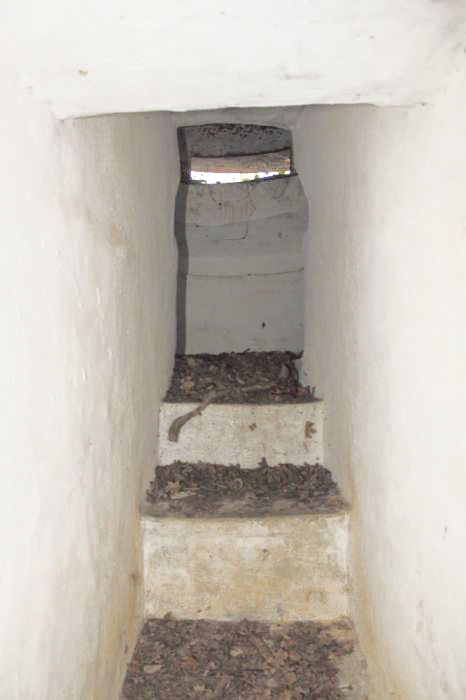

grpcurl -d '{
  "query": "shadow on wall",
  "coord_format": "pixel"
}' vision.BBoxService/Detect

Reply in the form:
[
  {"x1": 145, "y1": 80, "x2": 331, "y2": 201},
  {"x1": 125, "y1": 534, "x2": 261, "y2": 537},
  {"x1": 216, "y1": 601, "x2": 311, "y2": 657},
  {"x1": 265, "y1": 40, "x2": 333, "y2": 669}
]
[
  {"x1": 174, "y1": 182, "x2": 189, "y2": 354},
  {"x1": 175, "y1": 121, "x2": 188, "y2": 354}
]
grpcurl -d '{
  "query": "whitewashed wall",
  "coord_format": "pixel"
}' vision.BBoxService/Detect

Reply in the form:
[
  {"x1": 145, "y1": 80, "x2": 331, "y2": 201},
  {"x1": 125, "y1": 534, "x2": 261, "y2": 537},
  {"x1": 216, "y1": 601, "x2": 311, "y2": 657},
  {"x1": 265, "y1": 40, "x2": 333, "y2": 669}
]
[
  {"x1": 294, "y1": 62, "x2": 466, "y2": 699},
  {"x1": 0, "y1": 64, "x2": 178, "y2": 700},
  {"x1": 176, "y1": 177, "x2": 307, "y2": 353}
]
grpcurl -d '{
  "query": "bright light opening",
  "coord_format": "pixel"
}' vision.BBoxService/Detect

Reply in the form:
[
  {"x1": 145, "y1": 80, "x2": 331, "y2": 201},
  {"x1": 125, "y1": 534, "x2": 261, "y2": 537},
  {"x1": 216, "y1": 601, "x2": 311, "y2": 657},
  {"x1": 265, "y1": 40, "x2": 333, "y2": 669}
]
[
  {"x1": 187, "y1": 148, "x2": 292, "y2": 184},
  {"x1": 190, "y1": 169, "x2": 291, "y2": 184}
]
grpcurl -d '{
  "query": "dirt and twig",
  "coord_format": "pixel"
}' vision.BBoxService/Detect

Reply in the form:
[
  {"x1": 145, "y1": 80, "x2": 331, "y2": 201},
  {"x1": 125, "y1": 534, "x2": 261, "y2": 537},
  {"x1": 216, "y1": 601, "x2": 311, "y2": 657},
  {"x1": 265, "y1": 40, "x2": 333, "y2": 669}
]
[
  {"x1": 167, "y1": 382, "x2": 276, "y2": 442},
  {"x1": 145, "y1": 461, "x2": 345, "y2": 518},
  {"x1": 164, "y1": 352, "x2": 316, "y2": 404},
  {"x1": 122, "y1": 616, "x2": 357, "y2": 700}
]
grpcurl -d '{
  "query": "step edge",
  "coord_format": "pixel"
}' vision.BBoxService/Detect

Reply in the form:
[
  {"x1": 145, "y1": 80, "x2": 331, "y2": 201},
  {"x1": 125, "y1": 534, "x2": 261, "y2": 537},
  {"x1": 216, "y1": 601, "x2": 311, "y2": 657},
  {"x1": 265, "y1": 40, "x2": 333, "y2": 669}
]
[
  {"x1": 141, "y1": 501, "x2": 350, "y2": 520},
  {"x1": 161, "y1": 398, "x2": 323, "y2": 407},
  {"x1": 141, "y1": 508, "x2": 350, "y2": 527}
]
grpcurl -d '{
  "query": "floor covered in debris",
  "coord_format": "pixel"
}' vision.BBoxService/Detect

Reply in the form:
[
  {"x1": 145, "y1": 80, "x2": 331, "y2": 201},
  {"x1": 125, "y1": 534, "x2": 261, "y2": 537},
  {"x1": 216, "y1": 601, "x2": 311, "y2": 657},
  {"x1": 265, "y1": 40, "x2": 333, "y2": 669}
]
[
  {"x1": 164, "y1": 351, "x2": 315, "y2": 404},
  {"x1": 145, "y1": 461, "x2": 345, "y2": 518},
  {"x1": 125, "y1": 352, "x2": 365, "y2": 699},
  {"x1": 121, "y1": 617, "x2": 362, "y2": 700}
]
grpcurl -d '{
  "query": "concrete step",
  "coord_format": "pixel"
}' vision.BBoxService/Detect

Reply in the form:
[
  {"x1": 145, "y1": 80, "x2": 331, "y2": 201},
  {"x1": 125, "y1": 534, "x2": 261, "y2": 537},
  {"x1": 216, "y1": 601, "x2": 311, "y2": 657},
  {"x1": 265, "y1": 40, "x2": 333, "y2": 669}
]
[
  {"x1": 158, "y1": 400, "x2": 323, "y2": 468},
  {"x1": 122, "y1": 617, "x2": 368, "y2": 700},
  {"x1": 142, "y1": 508, "x2": 349, "y2": 623},
  {"x1": 142, "y1": 461, "x2": 348, "y2": 623}
]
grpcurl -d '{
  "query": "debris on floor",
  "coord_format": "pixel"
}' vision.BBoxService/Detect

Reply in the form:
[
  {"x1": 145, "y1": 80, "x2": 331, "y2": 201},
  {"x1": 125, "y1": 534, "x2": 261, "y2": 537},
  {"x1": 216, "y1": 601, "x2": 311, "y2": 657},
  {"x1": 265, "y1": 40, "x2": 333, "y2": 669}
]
[
  {"x1": 121, "y1": 617, "x2": 361, "y2": 700},
  {"x1": 164, "y1": 351, "x2": 315, "y2": 404},
  {"x1": 145, "y1": 461, "x2": 346, "y2": 518}
]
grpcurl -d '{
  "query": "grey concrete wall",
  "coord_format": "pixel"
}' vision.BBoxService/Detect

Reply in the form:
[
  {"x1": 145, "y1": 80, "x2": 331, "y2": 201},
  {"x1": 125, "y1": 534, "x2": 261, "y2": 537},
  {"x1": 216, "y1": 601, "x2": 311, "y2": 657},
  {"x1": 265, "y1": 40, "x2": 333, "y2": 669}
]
[
  {"x1": 180, "y1": 123, "x2": 290, "y2": 158},
  {"x1": 175, "y1": 176, "x2": 308, "y2": 353}
]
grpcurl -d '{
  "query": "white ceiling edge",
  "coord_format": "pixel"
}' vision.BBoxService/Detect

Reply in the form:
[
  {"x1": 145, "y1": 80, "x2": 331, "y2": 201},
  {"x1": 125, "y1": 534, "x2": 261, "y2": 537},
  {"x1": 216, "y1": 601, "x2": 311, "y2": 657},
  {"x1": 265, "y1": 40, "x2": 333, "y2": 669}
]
[{"x1": 0, "y1": 0, "x2": 465, "y2": 119}]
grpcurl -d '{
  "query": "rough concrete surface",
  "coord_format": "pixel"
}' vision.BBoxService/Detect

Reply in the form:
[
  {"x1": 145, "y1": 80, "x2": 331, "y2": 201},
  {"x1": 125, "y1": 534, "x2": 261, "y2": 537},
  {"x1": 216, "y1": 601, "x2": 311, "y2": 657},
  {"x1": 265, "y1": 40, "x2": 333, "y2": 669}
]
[
  {"x1": 177, "y1": 177, "x2": 306, "y2": 227},
  {"x1": 180, "y1": 270, "x2": 305, "y2": 354},
  {"x1": 181, "y1": 210, "x2": 307, "y2": 276},
  {"x1": 176, "y1": 177, "x2": 308, "y2": 353},
  {"x1": 180, "y1": 123, "x2": 291, "y2": 159},
  {"x1": 143, "y1": 510, "x2": 349, "y2": 622},
  {"x1": 158, "y1": 401, "x2": 323, "y2": 468}
]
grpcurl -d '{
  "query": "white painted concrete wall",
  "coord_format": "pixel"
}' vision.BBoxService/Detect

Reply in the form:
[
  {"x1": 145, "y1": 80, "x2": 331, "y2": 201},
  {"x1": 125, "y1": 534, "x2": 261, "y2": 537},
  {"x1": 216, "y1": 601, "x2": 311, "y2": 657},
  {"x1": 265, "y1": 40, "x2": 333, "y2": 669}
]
[
  {"x1": 294, "y1": 62, "x2": 466, "y2": 699},
  {"x1": 1, "y1": 0, "x2": 465, "y2": 118},
  {"x1": 177, "y1": 178, "x2": 307, "y2": 353},
  {"x1": 0, "y1": 64, "x2": 178, "y2": 700}
]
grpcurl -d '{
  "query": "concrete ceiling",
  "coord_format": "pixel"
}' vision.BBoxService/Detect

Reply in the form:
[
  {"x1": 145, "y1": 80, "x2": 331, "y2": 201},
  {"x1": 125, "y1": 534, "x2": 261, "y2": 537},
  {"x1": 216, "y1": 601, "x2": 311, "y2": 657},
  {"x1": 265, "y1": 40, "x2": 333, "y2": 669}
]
[{"x1": 0, "y1": 0, "x2": 465, "y2": 119}]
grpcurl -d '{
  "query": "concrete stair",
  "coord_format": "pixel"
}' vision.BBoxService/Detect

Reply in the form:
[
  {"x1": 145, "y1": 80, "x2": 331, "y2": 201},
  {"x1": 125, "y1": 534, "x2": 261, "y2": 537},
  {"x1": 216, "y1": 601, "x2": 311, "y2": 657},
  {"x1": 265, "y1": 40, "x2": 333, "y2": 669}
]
[
  {"x1": 158, "y1": 400, "x2": 324, "y2": 468},
  {"x1": 128, "y1": 364, "x2": 367, "y2": 698},
  {"x1": 142, "y1": 508, "x2": 349, "y2": 622},
  {"x1": 122, "y1": 617, "x2": 368, "y2": 700},
  {"x1": 143, "y1": 398, "x2": 349, "y2": 624}
]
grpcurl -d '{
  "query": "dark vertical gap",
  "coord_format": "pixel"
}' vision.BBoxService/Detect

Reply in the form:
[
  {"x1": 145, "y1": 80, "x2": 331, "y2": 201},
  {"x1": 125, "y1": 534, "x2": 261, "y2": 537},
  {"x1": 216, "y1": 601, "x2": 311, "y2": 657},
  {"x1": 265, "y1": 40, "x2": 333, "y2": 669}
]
[{"x1": 175, "y1": 128, "x2": 189, "y2": 353}]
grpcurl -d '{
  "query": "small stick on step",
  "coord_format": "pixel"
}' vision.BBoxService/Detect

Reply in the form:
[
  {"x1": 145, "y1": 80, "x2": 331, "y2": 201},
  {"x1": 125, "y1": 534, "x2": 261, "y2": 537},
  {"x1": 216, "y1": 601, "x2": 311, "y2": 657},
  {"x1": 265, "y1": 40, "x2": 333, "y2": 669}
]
[
  {"x1": 167, "y1": 382, "x2": 275, "y2": 442},
  {"x1": 168, "y1": 388, "x2": 222, "y2": 442}
]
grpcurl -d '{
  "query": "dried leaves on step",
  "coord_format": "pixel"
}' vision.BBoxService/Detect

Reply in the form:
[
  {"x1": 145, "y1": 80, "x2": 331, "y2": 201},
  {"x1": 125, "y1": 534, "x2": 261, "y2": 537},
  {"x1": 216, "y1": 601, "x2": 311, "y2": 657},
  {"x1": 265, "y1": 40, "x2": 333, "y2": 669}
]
[
  {"x1": 146, "y1": 461, "x2": 346, "y2": 517},
  {"x1": 165, "y1": 351, "x2": 316, "y2": 404},
  {"x1": 122, "y1": 617, "x2": 356, "y2": 700}
]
